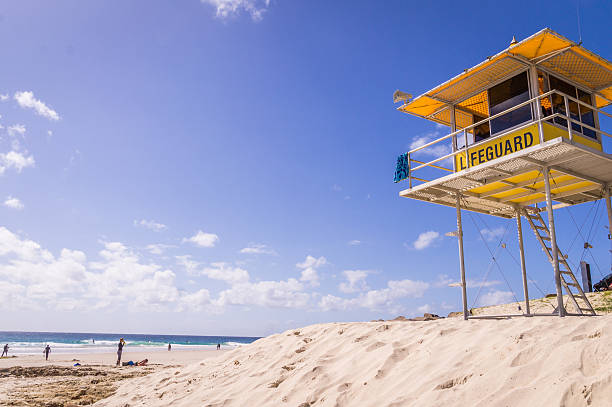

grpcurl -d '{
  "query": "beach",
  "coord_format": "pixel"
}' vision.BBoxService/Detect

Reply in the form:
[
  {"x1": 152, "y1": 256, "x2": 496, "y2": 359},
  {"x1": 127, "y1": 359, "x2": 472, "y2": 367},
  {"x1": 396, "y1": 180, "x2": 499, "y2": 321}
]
[
  {"x1": 90, "y1": 313, "x2": 612, "y2": 407},
  {"x1": 0, "y1": 349, "x2": 228, "y2": 406}
]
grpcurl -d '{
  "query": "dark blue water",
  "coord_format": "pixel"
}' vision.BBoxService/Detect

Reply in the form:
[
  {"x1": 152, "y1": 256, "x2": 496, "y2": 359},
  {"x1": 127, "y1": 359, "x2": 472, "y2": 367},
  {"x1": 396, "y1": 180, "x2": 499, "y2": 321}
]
[{"x1": 0, "y1": 331, "x2": 260, "y2": 354}]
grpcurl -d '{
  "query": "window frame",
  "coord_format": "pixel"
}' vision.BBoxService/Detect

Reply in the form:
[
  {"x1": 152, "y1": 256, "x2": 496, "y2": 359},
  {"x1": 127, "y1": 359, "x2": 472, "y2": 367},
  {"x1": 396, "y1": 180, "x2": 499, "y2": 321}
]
[{"x1": 536, "y1": 67, "x2": 602, "y2": 144}]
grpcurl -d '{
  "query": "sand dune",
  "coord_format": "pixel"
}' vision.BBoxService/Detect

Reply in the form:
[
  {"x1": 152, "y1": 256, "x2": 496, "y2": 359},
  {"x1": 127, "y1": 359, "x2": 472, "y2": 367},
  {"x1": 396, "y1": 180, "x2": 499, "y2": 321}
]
[{"x1": 96, "y1": 315, "x2": 612, "y2": 406}]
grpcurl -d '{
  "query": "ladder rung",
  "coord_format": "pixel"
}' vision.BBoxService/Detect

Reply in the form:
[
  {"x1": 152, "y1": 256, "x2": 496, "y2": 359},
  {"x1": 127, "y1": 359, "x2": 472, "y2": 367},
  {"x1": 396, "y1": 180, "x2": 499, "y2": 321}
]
[
  {"x1": 560, "y1": 270, "x2": 572, "y2": 274},
  {"x1": 579, "y1": 308, "x2": 593, "y2": 312},
  {"x1": 566, "y1": 282, "x2": 579, "y2": 287},
  {"x1": 540, "y1": 236, "x2": 551, "y2": 241},
  {"x1": 534, "y1": 225, "x2": 547, "y2": 230}
]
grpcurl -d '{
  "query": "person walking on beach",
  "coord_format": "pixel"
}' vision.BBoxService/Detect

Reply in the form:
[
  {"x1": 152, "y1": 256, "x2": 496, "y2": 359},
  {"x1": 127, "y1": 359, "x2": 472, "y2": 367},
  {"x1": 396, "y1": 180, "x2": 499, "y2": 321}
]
[
  {"x1": 217, "y1": 343, "x2": 221, "y2": 350},
  {"x1": 1, "y1": 344, "x2": 8, "y2": 357},
  {"x1": 168, "y1": 343, "x2": 171, "y2": 351},
  {"x1": 116, "y1": 338, "x2": 125, "y2": 366},
  {"x1": 44, "y1": 345, "x2": 51, "y2": 361}
]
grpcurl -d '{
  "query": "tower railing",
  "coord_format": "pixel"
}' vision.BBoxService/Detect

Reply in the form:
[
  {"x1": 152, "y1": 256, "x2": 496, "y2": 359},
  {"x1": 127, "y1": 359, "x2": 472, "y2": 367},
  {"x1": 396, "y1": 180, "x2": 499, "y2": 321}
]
[{"x1": 400, "y1": 90, "x2": 612, "y2": 188}]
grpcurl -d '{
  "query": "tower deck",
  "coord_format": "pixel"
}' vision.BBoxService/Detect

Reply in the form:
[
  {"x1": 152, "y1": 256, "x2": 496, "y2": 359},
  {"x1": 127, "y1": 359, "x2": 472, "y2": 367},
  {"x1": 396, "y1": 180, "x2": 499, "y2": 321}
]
[{"x1": 400, "y1": 136, "x2": 612, "y2": 218}]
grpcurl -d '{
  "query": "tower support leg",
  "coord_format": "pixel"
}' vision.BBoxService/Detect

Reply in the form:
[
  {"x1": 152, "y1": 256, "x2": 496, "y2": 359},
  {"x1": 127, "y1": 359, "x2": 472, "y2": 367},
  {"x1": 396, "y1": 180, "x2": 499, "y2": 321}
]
[
  {"x1": 542, "y1": 166, "x2": 565, "y2": 317},
  {"x1": 455, "y1": 194, "x2": 468, "y2": 320},
  {"x1": 516, "y1": 208, "x2": 530, "y2": 315},
  {"x1": 605, "y1": 184, "x2": 612, "y2": 274}
]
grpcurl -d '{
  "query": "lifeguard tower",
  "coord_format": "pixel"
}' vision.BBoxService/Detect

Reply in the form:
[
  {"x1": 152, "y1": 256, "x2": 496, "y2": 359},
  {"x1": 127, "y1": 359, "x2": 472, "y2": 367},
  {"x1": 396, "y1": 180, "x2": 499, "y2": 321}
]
[{"x1": 393, "y1": 29, "x2": 612, "y2": 320}]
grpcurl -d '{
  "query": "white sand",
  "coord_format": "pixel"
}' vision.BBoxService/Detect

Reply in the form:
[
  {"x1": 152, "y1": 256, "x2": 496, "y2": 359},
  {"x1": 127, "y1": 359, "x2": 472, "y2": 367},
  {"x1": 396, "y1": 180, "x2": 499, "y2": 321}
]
[{"x1": 95, "y1": 315, "x2": 612, "y2": 406}]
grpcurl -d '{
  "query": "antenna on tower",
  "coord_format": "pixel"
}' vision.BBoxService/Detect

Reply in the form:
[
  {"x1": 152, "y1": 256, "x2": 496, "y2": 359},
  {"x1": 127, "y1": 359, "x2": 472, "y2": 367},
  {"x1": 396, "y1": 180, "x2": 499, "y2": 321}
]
[{"x1": 576, "y1": 0, "x2": 583, "y2": 45}]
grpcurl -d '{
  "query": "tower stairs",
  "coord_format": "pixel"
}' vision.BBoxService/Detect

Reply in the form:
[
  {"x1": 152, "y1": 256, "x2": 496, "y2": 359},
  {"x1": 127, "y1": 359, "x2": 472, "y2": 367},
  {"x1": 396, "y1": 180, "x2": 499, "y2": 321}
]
[{"x1": 524, "y1": 211, "x2": 596, "y2": 315}]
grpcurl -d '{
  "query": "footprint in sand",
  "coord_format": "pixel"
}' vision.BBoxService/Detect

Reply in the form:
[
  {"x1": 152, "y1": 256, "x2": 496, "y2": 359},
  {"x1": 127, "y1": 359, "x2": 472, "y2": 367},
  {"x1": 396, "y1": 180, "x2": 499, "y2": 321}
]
[
  {"x1": 365, "y1": 341, "x2": 386, "y2": 352},
  {"x1": 434, "y1": 374, "x2": 473, "y2": 390},
  {"x1": 336, "y1": 382, "x2": 351, "y2": 392},
  {"x1": 374, "y1": 346, "x2": 410, "y2": 379}
]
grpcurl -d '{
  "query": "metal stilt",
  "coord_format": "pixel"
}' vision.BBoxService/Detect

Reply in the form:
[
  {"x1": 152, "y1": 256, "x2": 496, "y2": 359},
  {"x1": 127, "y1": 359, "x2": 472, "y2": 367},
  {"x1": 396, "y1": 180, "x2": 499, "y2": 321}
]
[
  {"x1": 542, "y1": 166, "x2": 565, "y2": 317},
  {"x1": 455, "y1": 194, "x2": 468, "y2": 320},
  {"x1": 515, "y1": 208, "x2": 530, "y2": 315},
  {"x1": 605, "y1": 184, "x2": 612, "y2": 274}
]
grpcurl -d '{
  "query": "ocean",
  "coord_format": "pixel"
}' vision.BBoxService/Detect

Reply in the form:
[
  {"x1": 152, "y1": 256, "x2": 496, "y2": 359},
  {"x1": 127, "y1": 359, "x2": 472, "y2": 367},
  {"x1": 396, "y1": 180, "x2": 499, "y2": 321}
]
[{"x1": 0, "y1": 331, "x2": 260, "y2": 355}]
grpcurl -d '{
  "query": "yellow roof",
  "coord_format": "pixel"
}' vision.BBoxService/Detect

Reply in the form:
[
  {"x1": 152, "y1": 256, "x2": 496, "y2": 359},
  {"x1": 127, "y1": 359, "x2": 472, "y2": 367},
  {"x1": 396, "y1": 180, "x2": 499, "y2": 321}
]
[{"x1": 399, "y1": 28, "x2": 612, "y2": 125}]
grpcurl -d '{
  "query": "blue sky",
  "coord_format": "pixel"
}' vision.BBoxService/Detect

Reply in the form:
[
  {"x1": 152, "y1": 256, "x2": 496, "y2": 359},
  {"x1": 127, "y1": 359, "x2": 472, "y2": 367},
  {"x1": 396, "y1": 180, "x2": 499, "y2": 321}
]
[{"x1": 0, "y1": 0, "x2": 611, "y2": 336}]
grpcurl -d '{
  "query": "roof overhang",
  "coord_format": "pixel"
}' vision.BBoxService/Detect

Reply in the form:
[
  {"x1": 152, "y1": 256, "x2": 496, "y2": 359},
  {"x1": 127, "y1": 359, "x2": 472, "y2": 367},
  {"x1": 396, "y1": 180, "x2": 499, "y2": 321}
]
[{"x1": 398, "y1": 28, "x2": 612, "y2": 126}]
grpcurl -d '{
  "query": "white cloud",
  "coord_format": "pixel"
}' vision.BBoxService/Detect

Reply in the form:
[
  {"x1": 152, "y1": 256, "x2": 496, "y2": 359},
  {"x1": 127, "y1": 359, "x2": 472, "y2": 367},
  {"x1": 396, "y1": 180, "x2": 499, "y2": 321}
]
[
  {"x1": 480, "y1": 227, "x2": 505, "y2": 242},
  {"x1": 183, "y1": 230, "x2": 219, "y2": 248},
  {"x1": 297, "y1": 255, "x2": 327, "y2": 287},
  {"x1": 200, "y1": 0, "x2": 271, "y2": 21},
  {"x1": 14, "y1": 91, "x2": 60, "y2": 121},
  {"x1": 339, "y1": 270, "x2": 370, "y2": 293},
  {"x1": 409, "y1": 131, "x2": 450, "y2": 158},
  {"x1": 348, "y1": 240, "x2": 361, "y2": 246},
  {"x1": 417, "y1": 304, "x2": 432, "y2": 313},
  {"x1": 146, "y1": 243, "x2": 175, "y2": 255},
  {"x1": 240, "y1": 243, "x2": 275, "y2": 255},
  {"x1": 0, "y1": 94, "x2": 8, "y2": 102},
  {"x1": 215, "y1": 278, "x2": 309, "y2": 308},
  {"x1": 319, "y1": 279, "x2": 429, "y2": 312},
  {"x1": 331, "y1": 184, "x2": 342, "y2": 192},
  {"x1": 134, "y1": 219, "x2": 167, "y2": 232},
  {"x1": 4, "y1": 196, "x2": 24, "y2": 210},
  {"x1": 7, "y1": 124, "x2": 26, "y2": 138},
  {"x1": 0, "y1": 151, "x2": 35, "y2": 174},
  {"x1": 412, "y1": 230, "x2": 440, "y2": 250},
  {"x1": 201, "y1": 262, "x2": 250, "y2": 284},
  {"x1": 0, "y1": 228, "x2": 220, "y2": 312},
  {"x1": 478, "y1": 290, "x2": 514, "y2": 307}
]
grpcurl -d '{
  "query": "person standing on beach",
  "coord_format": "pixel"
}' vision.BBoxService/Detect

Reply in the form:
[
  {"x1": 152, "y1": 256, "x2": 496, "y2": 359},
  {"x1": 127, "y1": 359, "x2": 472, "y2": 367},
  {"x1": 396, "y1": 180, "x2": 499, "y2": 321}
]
[
  {"x1": 1, "y1": 344, "x2": 8, "y2": 357},
  {"x1": 44, "y1": 345, "x2": 51, "y2": 361},
  {"x1": 116, "y1": 338, "x2": 125, "y2": 366},
  {"x1": 168, "y1": 343, "x2": 171, "y2": 351},
  {"x1": 217, "y1": 343, "x2": 221, "y2": 350}
]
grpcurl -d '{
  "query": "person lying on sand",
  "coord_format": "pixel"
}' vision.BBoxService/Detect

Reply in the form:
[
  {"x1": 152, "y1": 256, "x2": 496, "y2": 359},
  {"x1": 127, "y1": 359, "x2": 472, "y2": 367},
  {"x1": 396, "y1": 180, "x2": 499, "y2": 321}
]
[{"x1": 121, "y1": 359, "x2": 148, "y2": 366}]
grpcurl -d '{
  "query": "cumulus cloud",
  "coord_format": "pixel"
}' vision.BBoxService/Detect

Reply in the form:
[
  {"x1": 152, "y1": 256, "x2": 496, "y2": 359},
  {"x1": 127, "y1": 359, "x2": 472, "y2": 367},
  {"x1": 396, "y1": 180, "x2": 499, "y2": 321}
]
[
  {"x1": 183, "y1": 230, "x2": 219, "y2": 248},
  {"x1": 0, "y1": 228, "x2": 220, "y2": 313},
  {"x1": 409, "y1": 131, "x2": 450, "y2": 158},
  {"x1": 4, "y1": 196, "x2": 24, "y2": 210},
  {"x1": 14, "y1": 91, "x2": 60, "y2": 121},
  {"x1": 146, "y1": 243, "x2": 176, "y2": 255},
  {"x1": 133, "y1": 219, "x2": 167, "y2": 232},
  {"x1": 215, "y1": 278, "x2": 309, "y2": 308},
  {"x1": 480, "y1": 227, "x2": 505, "y2": 242},
  {"x1": 412, "y1": 231, "x2": 440, "y2": 250},
  {"x1": 200, "y1": 0, "x2": 271, "y2": 21},
  {"x1": 338, "y1": 270, "x2": 370, "y2": 293},
  {"x1": 0, "y1": 151, "x2": 35, "y2": 174},
  {"x1": 201, "y1": 262, "x2": 250, "y2": 284},
  {"x1": 319, "y1": 279, "x2": 429, "y2": 312},
  {"x1": 7, "y1": 124, "x2": 26, "y2": 138},
  {"x1": 240, "y1": 243, "x2": 275, "y2": 255},
  {"x1": 297, "y1": 255, "x2": 327, "y2": 287},
  {"x1": 417, "y1": 304, "x2": 432, "y2": 313},
  {"x1": 478, "y1": 290, "x2": 514, "y2": 307}
]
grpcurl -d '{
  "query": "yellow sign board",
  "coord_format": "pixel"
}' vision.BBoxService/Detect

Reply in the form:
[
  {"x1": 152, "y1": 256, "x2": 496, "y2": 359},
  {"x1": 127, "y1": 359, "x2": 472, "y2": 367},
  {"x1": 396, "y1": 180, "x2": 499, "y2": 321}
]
[{"x1": 455, "y1": 124, "x2": 539, "y2": 171}]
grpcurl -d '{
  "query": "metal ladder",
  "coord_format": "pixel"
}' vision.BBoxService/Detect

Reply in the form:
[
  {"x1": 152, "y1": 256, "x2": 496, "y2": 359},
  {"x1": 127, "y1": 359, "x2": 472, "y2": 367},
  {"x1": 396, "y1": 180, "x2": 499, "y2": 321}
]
[{"x1": 524, "y1": 211, "x2": 596, "y2": 315}]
